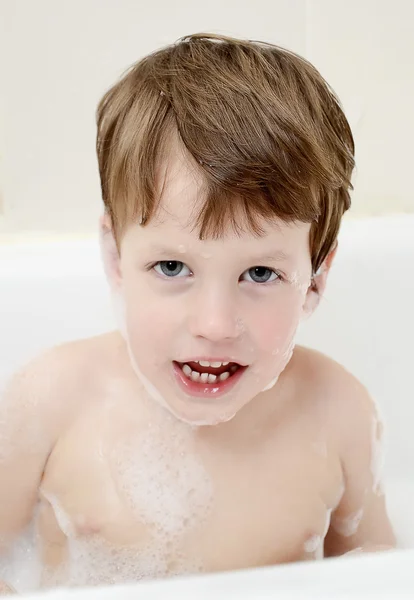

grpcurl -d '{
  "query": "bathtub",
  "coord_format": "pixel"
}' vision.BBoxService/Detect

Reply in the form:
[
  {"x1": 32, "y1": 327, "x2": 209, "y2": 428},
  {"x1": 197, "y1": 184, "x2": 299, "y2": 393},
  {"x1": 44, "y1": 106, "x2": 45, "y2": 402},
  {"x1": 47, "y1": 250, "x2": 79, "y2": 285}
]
[{"x1": 1, "y1": 214, "x2": 414, "y2": 598}]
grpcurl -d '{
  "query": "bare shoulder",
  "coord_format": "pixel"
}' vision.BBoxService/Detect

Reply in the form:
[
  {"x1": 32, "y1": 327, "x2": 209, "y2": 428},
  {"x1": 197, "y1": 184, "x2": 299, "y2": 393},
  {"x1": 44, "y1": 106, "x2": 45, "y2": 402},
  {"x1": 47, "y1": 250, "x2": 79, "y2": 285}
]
[
  {"x1": 289, "y1": 345, "x2": 370, "y2": 398},
  {"x1": 289, "y1": 345, "x2": 381, "y2": 446},
  {"x1": 0, "y1": 332, "x2": 124, "y2": 457},
  {"x1": 291, "y1": 346, "x2": 375, "y2": 418},
  {"x1": 2, "y1": 331, "x2": 122, "y2": 417}
]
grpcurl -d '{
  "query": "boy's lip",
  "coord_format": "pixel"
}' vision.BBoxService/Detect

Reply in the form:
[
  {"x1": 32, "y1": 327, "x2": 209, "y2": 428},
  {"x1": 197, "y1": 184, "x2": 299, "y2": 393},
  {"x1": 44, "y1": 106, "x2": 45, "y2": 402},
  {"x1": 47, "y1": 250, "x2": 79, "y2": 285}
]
[
  {"x1": 172, "y1": 361, "x2": 248, "y2": 398},
  {"x1": 176, "y1": 357, "x2": 248, "y2": 367}
]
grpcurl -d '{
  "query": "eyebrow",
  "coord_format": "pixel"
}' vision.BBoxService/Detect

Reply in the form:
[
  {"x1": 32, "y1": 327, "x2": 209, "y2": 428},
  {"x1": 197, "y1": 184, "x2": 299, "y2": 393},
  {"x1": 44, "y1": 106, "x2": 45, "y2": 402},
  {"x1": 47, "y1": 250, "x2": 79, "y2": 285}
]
[
  {"x1": 251, "y1": 250, "x2": 292, "y2": 263},
  {"x1": 149, "y1": 245, "x2": 292, "y2": 263},
  {"x1": 149, "y1": 244, "x2": 186, "y2": 256}
]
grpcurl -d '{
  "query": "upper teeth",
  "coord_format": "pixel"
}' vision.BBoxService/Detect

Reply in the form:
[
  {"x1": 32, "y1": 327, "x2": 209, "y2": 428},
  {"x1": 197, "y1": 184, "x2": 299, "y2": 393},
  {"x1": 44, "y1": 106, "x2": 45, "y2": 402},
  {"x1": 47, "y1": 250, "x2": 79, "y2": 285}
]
[
  {"x1": 197, "y1": 360, "x2": 229, "y2": 367},
  {"x1": 181, "y1": 362, "x2": 234, "y2": 384}
]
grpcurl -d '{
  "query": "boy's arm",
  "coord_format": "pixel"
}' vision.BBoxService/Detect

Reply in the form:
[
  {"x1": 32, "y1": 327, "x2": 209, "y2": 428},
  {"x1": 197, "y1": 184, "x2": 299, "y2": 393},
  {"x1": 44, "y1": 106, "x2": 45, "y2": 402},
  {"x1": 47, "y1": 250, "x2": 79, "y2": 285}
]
[
  {"x1": 0, "y1": 580, "x2": 15, "y2": 594},
  {"x1": 0, "y1": 353, "x2": 65, "y2": 553},
  {"x1": 324, "y1": 374, "x2": 396, "y2": 557}
]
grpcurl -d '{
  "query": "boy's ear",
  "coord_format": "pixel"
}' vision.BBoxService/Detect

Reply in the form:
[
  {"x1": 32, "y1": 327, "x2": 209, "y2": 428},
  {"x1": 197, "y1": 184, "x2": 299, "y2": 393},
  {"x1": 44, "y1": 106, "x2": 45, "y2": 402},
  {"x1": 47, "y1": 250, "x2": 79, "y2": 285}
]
[
  {"x1": 99, "y1": 213, "x2": 122, "y2": 289},
  {"x1": 302, "y1": 242, "x2": 338, "y2": 316}
]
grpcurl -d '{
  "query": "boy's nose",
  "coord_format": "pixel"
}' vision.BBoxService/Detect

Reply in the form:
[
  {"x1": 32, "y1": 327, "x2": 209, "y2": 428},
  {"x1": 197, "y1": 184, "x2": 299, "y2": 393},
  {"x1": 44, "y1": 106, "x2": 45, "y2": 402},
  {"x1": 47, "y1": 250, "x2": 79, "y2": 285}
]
[{"x1": 188, "y1": 289, "x2": 242, "y2": 342}]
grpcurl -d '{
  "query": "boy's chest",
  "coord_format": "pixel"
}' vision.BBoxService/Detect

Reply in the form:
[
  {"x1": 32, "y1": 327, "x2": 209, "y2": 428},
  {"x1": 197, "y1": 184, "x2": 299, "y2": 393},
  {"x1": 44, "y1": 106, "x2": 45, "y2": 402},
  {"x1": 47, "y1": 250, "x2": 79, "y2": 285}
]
[{"x1": 38, "y1": 415, "x2": 343, "y2": 581}]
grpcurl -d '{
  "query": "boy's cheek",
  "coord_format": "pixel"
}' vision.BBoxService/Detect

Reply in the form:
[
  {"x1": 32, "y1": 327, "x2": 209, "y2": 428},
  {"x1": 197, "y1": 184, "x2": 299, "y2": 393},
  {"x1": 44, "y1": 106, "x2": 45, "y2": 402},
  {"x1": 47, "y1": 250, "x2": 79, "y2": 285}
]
[
  {"x1": 125, "y1": 307, "x2": 173, "y2": 358},
  {"x1": 253, "y1": 305, "x2": 302, "y2": 352}
]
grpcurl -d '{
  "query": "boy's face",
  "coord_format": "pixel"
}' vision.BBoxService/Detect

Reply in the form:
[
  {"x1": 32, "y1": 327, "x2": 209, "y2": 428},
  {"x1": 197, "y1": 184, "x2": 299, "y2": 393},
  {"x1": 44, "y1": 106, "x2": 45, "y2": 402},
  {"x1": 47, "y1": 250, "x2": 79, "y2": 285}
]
[{"x1": 106, "y1": 147, "x2": 319, "y2": 426}]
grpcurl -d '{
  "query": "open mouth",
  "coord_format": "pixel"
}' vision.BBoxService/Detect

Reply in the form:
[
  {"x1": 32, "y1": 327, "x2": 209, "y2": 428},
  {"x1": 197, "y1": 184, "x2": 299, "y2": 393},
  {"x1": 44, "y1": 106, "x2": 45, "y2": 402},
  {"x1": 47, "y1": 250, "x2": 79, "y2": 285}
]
[{"x1": 173, "y1": 360, "x2": 247, "y2": 398}]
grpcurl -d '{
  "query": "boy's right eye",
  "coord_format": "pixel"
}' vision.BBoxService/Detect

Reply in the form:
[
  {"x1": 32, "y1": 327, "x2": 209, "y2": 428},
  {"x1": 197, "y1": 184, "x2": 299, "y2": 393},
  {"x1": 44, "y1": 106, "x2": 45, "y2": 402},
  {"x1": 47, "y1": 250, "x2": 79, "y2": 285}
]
[{"x1": 153, "y1": 261, "x2": 192, "y2": 278}]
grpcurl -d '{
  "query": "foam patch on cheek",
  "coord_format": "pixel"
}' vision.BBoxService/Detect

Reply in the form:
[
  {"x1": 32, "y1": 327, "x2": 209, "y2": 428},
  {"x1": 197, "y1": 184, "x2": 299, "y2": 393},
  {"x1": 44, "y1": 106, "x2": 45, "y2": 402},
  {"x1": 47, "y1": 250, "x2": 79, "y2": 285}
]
[
  {"x1": 109, "y1": 291, "x2": 168, "y2": 409},
  {"x1": 289, "y1": 270, "x2": 315, "y2": 322},
  {"x1": 261, "y1": 336, "x2": 296, "y2": 393},
  {"x1": 124, "y1": 333, "x2": 171, "y2": 415},
  {"x1": 109, "y1": 292, "x2": 236, "y2": 426},
  {"x1": 291, "y1": 271, "x2": 311, "y2": 297}
]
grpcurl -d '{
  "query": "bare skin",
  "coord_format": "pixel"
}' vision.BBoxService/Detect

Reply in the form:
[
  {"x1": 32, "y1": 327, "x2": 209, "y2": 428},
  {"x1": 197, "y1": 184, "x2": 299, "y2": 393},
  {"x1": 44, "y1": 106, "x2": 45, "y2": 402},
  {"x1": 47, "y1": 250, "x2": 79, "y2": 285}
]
[
  {"x1": 0, "y1": 136, "x2": 396, "y2": 591},
  {"x1": 0, "y1": 332, "x2": 395, "y2": 592},
  {"x1": 0, "y1": 582, "x2": 13, "y2": 595}
]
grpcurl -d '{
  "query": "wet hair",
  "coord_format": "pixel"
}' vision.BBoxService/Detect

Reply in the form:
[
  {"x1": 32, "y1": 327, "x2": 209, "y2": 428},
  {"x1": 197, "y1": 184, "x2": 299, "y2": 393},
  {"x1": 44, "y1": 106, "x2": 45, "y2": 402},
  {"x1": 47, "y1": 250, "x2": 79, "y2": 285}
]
[{"x1": 96, "y1": 32, "x2": 355, "y2": 274}]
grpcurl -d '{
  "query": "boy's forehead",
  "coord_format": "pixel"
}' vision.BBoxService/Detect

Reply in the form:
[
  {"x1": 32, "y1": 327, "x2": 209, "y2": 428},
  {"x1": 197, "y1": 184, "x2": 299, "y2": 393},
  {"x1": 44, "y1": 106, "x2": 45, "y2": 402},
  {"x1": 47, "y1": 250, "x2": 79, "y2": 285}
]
[
  {"x1": 154, "y1": 141, "x2": 205, "y2": 228},
  {"x1": 148, "y1": 137, "x2": 311, "y2": 253},
  {"x1": 147, "y1": 201, "x2": 311, "y2": 261}
]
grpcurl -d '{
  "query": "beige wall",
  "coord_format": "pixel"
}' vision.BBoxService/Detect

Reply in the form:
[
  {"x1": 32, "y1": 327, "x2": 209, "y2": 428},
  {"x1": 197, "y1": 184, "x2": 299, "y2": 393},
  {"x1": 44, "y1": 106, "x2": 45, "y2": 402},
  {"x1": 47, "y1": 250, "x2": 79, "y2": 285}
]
[
  {"x1": 306, "y1": 0, "x2": 414, "y2": 217},
  {"x1": 0, "y1": 0, "x2": 413, "y2": 237}
]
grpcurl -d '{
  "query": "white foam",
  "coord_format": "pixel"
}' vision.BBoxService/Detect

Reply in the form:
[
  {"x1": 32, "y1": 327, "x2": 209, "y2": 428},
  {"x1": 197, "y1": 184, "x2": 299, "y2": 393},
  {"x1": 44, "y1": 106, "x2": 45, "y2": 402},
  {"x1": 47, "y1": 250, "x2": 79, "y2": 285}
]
[
  {"x1": 304, "y1": 508, "x2": 332, "y2": 557},
  {"x1": 261, "y1": 375, "x2": 280, "y2": 392},
  {"x1": 113, "y1": 426, "x2": 213, "y2": 538},
  {"x1": 371, "y1": 413, "x2": 385, "y2": 495},
  {"x1": 0, "y1": 508, "x2": 42, "y2": 593},
  {"x1": 65, "y1": 536, "x2": 173, "y2": 586},
  {"x1": 99, "y1": 424, "x2": 214, "y2": 582},
  {"x1": 125, "y1": 338, "x2": 171, "y2": 414},
  {"x1": 111, "y1": 273, "x2": 296, "y2": 420},
  {"x1": 323, "y1": 508, "x2": 333, "y2": 537},
  {"x1": 304, "y1": 534, "x2": 322, "y2": 554},
  {"x1": 261, "y1": 335, "x2": 296, "y2": 393},
  {"x1": 332, "y1": 507, "x2": 364, "y2": 537},
  {"x1": 111, "y1": 290, "x2": 193, "y2": 423},
  {"x1": 260, "y1": 330, "x2": 296, "y2": 393},
  {"x1": 112, "y1": 290, "x2": 241, "y2": 426},
  {"x1": 40, "y1": 491, "x2": 75, "y2": 538},
  {"x1": 8, "y1": 424, "x2": 214, "y2": 589},
  {"x1": 290, "y1": 269, "x2": 312, "y2": 297}
]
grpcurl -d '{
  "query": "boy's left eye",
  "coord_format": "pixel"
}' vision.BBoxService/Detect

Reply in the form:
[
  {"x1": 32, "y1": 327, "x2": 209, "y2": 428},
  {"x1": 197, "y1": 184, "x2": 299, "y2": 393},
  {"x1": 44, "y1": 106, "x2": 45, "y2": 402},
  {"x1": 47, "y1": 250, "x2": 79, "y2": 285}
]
[
  {"x1": 241, "y1": 267, "x2": 280, "y2": 284},
  {"x1": 153, "y1": 260, "x2": 191, "y2": 277}
]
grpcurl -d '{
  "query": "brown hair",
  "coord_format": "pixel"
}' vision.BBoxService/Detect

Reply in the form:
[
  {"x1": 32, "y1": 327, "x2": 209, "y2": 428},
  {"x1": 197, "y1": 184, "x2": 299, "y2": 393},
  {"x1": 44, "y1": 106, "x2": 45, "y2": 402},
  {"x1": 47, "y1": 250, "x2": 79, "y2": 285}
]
[{"x1": 96, "y1": 32, "x2": 355, "y2": 274}]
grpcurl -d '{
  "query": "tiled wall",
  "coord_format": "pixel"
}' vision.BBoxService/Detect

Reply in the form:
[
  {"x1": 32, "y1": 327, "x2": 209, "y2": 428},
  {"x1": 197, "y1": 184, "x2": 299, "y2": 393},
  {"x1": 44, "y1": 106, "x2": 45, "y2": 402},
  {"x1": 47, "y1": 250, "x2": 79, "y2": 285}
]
[{"x1": 0, "y1": 0, "x2": 413, "y2": 236}]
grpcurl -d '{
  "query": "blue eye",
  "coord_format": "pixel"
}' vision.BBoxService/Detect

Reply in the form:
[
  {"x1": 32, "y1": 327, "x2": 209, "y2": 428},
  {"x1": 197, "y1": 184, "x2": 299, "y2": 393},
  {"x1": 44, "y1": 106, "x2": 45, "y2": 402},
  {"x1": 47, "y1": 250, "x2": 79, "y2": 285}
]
[
  {"x1": 153, "y1": 261, "x2": 191, "y2": 278},
  {"x1": 242, "y1": 267, "x2": 280, "y2": 284}
]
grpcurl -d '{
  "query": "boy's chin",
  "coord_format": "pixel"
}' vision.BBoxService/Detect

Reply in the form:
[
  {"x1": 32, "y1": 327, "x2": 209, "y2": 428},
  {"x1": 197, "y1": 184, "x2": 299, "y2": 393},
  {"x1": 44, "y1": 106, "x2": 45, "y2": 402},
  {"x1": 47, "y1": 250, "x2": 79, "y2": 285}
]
[
  {"x1": 125, "y1": 352, "x2": 242, "y2": 426},
  {"x1": 160, "y1": 398, "x2": 239, "y2": 427}
]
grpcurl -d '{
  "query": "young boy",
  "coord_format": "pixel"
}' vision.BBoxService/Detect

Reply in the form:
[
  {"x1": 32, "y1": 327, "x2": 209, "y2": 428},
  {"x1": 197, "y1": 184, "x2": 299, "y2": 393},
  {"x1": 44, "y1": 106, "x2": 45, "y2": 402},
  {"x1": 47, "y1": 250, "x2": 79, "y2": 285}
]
[{"x1": 0, "y1": 32, "x2": 395, "y2": 593}]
